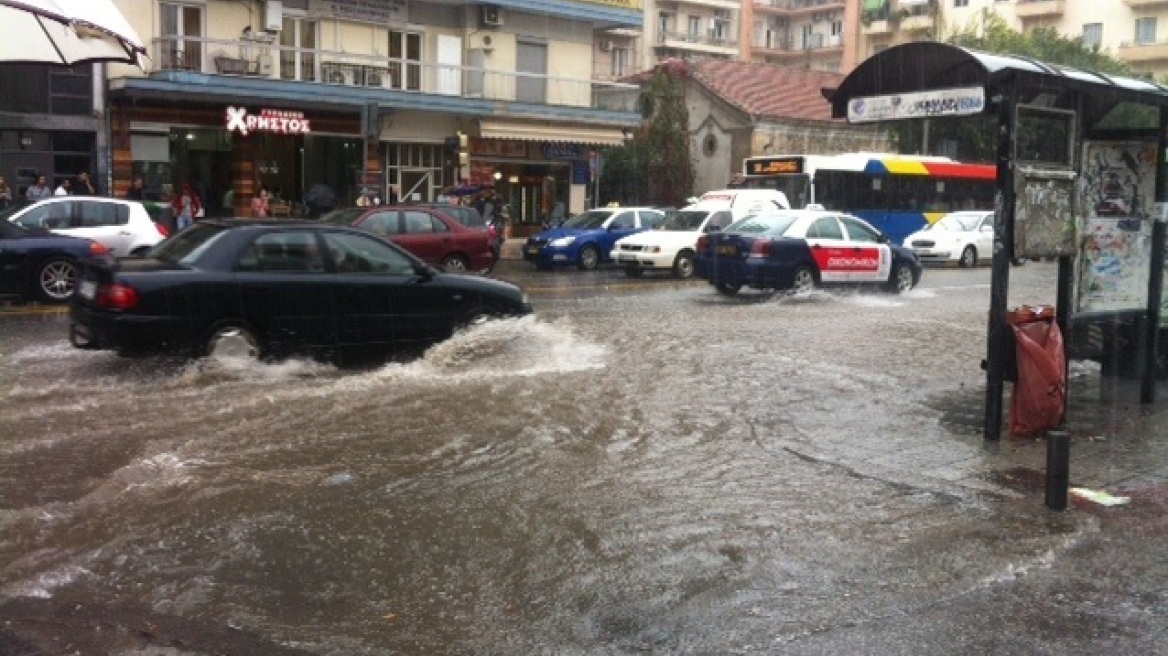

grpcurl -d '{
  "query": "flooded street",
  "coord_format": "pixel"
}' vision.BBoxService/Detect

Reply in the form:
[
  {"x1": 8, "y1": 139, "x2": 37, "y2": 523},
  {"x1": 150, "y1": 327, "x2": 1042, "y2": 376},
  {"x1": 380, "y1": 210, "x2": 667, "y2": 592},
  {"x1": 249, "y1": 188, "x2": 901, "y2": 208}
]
[{"x1": 3, "y1": 262, "x2": 1168, "y2": 654}]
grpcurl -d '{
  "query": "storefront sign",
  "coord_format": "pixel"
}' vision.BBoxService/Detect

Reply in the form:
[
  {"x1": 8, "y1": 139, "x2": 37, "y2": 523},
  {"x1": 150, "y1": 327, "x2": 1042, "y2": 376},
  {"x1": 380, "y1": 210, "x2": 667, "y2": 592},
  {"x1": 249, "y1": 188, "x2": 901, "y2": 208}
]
[
  {"x1": 847, "y1": 86, "x2": 985, "y2": 124},
  {"x1": 543, "y1": 143, "x2": 583, "y2": 160},
  {"x1": 225, "y1": 107, "x2": 312, "y2": 137},
  {"x1": 308, "y1": 0, "x2": 406, "y2": 25},
  {"x1": 472, "y1": 139, "x2": 528, "y2": 158}
]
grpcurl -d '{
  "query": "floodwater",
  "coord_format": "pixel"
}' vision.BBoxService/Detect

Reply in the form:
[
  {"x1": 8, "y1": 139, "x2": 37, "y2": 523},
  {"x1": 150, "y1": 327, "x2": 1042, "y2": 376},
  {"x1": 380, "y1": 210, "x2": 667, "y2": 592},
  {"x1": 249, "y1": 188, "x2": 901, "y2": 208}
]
[{"x1": 2, "y1": 263, "x2": 1167, "y2": 654}]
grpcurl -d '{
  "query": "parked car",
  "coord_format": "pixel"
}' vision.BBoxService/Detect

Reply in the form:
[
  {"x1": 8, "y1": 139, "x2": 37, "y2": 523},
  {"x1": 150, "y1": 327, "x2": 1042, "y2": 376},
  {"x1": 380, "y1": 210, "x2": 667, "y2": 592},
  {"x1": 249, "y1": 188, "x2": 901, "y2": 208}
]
[
  {"x1": 694, "y1": 209, "x2": 922, "y2": 296},
  {"x1": 69, "y1": 219, "x2": 532, "y2": 361},
  {"x1": 4, "y1": 196, "x2": 167, "y2": 257},
  {"x1": 416, "y1": 202, "x2": 503, "y2": 257},
  {"x1": 902, "y1": 210, "x2": 994, "y2": 268},
  {"x1": 318, "y1": 205, "x2": 496, "y2": 273},
  {"x1": 611, "y1": 208, "x2": 735, "y2": 279},
  {"x1": 524, "y1": 206, "x2": 667, "y2": 270},
  {"x1": 689, "y1": 188, "x2": 790, "y2": 221},
  {"x1": 0, "y1": 217, "x2": 111, "y2": 303}
]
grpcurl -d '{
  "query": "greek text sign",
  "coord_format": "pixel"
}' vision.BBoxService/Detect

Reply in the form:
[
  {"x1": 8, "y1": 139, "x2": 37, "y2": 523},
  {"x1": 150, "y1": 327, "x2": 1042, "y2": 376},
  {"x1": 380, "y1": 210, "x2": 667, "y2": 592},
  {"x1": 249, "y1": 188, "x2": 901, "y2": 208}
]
[
  {"x1": 847, "y1": 87, "x2": 985, "y2": 124},
  {"x1": 308, "y1": 0, "x2": 406, "y2": 25},
  {"x1": 225, "y1": 107, "x2": 312, "y2": 136}
]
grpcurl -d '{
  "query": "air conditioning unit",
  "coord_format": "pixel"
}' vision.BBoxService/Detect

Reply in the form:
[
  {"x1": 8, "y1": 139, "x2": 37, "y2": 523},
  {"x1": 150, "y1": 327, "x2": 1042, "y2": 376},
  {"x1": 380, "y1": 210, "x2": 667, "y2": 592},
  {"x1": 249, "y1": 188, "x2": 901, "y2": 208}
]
[
  {"x1": 599, "y1": 39, "x2": 614, "y2": 52},
  {"x1": 324, "y1": 65, "x2": 356, "y2": 86},
  {"x1": 481, "y1": 4, "x2": 503, "y2": 27}
]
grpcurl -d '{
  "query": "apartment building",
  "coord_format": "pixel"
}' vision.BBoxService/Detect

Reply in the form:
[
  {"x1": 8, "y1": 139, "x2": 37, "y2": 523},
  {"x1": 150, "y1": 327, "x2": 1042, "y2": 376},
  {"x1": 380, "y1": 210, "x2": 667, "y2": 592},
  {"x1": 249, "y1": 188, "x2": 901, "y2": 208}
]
[
  {"x1": 743, "y1": 0, "x2": 858, "y2": 73},
  {"x1": 103, "y1": 0, "x2": 644, "y2": 228},
  {"x1": 642, "y1": 0, "x2": 742, "y2": 67}
]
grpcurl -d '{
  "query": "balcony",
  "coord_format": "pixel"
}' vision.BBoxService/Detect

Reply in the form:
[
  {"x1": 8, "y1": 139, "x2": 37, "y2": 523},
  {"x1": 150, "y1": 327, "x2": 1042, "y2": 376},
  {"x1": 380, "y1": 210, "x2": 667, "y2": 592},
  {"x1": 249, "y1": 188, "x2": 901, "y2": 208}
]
[
  {"x1": 753, "y1": 0, "x2": 846, "y2": 15},
  {"x1": 1124, "y1": 0, "x2": 1168, "y2": 6},
  {"x1": 1118, "y1": 39, "x2": 1168, "y2": 64},
  {"x1": 656, "y1": 30, "x2": 738, "y2": 52},
  {"x1": 754, "y1": 33, "x2": 843, "y2": 57},
  {"x1": 861, "y1": 18, "x2": 893, "y2": 36},
  {"x1": 1015, "y1": 0, "x2": 1065, "y2": 19},
  {"x1": 149, "y1": 36, "x2": 641, "y2": 113},
  {"x1": 899, "y1": 13, "x2": 935, "y2": 32}
]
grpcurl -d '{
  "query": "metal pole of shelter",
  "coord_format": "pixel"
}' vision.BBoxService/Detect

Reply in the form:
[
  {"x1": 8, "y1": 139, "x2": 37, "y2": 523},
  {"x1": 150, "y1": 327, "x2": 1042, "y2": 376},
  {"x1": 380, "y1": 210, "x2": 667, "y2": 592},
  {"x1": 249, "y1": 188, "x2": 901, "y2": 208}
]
[
  {"x1": 984, "y1": 87, "x2": 1017, "y2": 442},
  {"x1": 1142, "y1": 107, "x2": 1168, "y2": 404}
]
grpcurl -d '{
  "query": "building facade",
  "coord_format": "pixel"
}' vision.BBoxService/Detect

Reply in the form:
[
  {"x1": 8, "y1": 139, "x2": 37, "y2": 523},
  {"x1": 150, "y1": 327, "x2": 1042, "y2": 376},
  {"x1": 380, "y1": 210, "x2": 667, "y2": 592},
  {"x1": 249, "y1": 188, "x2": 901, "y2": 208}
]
[{"x1": 104, "y1": 0, "x2": 645, "y2": 233}]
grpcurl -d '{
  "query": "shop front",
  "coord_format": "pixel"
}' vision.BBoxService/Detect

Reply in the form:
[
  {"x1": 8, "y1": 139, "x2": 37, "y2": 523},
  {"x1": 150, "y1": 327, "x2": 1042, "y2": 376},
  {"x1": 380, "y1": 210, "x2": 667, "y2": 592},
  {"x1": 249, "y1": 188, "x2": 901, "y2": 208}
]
[
  {"x1": 110, "y1": 98, "x2": 371, "y2": 221},
  {"x1": 463, "y1": 139, "x2": 601, "y2": 237}
]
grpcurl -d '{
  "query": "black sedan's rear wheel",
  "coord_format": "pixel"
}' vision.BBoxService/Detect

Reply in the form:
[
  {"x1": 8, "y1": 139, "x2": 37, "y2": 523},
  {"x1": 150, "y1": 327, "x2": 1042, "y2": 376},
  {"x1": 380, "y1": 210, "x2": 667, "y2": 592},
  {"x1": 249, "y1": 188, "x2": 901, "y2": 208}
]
[
  {"x1": 203, "y1": 322, "x2": 263, "y2": 360},
  {"x1": 33, "y1": 256, "x2": 77, "y2": 303}
]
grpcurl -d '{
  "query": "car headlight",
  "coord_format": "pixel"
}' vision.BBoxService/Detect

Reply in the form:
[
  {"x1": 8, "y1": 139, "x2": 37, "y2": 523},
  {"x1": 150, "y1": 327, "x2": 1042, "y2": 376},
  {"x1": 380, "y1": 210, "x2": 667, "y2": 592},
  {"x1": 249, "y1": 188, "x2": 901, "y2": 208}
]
[{"x1": 549, "y1": 236, "x2": 575, "y2": 248}]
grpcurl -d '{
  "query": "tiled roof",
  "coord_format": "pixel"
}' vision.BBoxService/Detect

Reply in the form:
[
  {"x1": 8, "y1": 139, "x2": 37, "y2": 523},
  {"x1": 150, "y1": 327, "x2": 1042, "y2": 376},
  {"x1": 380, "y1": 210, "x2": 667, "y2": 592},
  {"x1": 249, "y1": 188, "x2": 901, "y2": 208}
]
[{"x1": 685, "y1": 59, "x2": 846, "y2": 123}]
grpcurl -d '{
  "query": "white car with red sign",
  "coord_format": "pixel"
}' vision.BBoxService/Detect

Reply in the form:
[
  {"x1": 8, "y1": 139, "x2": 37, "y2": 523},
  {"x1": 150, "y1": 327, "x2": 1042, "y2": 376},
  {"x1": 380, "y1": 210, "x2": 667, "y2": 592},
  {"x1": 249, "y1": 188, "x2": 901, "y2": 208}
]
[{"x1": 694, "y1": 209, "x2": 923, "y2": 295}]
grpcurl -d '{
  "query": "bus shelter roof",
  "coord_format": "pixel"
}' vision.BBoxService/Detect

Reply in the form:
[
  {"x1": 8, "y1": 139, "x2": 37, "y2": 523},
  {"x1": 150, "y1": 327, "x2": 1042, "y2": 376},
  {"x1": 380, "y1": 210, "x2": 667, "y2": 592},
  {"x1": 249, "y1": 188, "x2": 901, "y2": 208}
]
[{"x1": 824, "y1": 42, "x2": 1168, "y2": 128}]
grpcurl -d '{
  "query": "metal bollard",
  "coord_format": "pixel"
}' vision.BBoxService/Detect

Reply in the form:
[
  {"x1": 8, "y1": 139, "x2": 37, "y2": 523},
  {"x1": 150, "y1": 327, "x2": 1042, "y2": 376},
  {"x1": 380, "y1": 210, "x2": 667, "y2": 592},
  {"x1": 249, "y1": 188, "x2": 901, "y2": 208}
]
[{"x1": 1045, "y1": 430, "x2": 1071, "y2": 510}]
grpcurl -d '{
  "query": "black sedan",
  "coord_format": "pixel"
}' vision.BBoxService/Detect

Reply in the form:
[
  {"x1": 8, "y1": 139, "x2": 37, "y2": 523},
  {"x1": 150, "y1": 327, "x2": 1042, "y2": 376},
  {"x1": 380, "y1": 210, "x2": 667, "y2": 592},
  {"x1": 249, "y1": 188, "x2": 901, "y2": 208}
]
[
  {"x1": 69, "y1": 219, "x2": 533, "y2": 361},
  {"x1": 0, "y1": 215, "x2": 111, "y2": 303}
]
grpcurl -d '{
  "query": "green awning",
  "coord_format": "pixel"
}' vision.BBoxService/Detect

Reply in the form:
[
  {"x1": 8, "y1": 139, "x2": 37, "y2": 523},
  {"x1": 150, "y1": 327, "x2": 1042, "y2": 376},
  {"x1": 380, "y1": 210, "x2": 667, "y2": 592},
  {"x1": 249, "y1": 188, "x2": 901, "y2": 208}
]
[{"x1": 863, "y1": 0, "x2": 887, "y2": 10}]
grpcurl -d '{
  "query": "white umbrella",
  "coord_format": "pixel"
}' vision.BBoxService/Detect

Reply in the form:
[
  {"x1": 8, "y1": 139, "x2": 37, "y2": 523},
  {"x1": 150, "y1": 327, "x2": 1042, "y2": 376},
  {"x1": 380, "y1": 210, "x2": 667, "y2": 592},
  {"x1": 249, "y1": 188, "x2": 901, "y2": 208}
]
[{"x1": 0, "y1": 0, "x2": 147, "y2": 68}]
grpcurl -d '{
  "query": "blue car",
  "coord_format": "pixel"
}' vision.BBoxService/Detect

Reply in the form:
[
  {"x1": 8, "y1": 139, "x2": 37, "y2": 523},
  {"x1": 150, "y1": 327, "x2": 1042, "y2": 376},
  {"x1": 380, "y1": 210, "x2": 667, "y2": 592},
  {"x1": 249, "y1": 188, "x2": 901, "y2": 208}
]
[{"x1": 523, "y1": 206, "x2": 666, "y2": 270}]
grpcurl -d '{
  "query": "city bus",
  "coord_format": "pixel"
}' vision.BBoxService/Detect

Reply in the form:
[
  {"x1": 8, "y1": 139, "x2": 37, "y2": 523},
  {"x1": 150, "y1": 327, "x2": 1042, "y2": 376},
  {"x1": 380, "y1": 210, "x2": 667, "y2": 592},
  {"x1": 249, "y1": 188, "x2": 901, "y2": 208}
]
[{"x1": 734, "y1": 153, "x2": 997, "y2": 245}]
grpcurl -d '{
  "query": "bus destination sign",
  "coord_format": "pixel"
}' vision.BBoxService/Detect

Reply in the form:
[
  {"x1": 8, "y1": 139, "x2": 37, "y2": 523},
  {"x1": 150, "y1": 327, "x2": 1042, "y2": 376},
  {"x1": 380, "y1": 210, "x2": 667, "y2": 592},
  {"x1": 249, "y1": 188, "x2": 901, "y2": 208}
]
[{"x1": 746, "y1": 157, "x2": 802, "y2": 175}]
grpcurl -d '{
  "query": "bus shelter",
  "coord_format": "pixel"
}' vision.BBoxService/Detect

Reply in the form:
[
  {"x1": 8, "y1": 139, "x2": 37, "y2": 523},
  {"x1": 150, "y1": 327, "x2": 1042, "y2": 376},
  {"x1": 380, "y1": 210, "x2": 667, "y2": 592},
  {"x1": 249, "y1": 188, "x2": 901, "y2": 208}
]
[{"x1": 825, "y1": 42, "x2": 1168, "y2": 443}]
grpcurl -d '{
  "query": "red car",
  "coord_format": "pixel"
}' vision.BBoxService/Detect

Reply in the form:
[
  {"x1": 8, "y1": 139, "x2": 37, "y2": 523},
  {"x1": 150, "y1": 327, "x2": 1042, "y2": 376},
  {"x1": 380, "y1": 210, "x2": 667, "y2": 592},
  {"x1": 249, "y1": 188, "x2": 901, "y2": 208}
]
[{"x1": 319, "y1": 206, "x2": 497, "y2": 273}]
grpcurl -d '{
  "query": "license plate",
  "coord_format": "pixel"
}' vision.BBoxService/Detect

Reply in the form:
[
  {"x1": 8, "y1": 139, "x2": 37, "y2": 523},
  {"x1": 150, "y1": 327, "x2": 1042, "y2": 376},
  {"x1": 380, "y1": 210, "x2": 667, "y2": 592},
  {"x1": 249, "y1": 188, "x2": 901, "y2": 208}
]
[
  {"x1": 618, "y1": 255, "x2": 636, "y2": 262},
  {"x1": 78, "y1": 280, "x2": 96, "y2": 300},
  {"x1": 716, "y1": 244, "x2": 737, "y2": 256}
]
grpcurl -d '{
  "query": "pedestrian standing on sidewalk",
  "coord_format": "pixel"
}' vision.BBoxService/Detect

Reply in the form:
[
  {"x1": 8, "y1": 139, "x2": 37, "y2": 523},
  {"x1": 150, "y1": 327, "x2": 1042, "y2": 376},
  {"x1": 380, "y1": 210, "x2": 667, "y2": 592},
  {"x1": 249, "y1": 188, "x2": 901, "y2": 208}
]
[
  {"x1": 0, "y1": 175, "x2": 12, "y2": 210},
  {"x1": 74, "y1": 172, "x2": 97, "y2": 196},
  {"x1": 54, "y1": 178, "x2": 71, "y2": 196},
  {"x1": 251, "y1": 187, "x2": 271, "y2": 217},
  {"x1": 172, "y1": 183, "x2": 202, "y2": 231},
  {"x1": 25, "y1": 175, "x2": 52, "y2": 201}
]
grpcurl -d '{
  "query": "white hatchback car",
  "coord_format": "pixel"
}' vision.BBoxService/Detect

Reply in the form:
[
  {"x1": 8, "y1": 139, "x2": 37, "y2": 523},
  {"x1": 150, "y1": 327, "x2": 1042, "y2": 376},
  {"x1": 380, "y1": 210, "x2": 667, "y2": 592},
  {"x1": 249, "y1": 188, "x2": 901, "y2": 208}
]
[
  {"x1": 6, "y1": 197, "x2": 166, "y2": 257},
  {"x1": 902, "y1": 210, "x2": 993, "y2": 268},
  {"x1": 611, "y1": 207, "x2": 735, "y2": 278}
]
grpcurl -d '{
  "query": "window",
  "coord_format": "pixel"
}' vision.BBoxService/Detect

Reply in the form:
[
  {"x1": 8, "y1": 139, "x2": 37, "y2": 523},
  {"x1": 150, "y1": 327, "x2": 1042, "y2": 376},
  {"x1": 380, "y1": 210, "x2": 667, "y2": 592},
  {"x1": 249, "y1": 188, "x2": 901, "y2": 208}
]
[
  {"x1": 362, "y1": 211, "x2": 400, "y2": 236},
  {"x1": 280, "y1": 17, "x2": 317, "y2": 82},
  {"x1": 955, "y1": 0, "x2": 968, "y2": 6},
  {"x1": 1082, "y1": 23, "x2": 1103, "y2": 50},
  {"x1": 640, "y1": 210, "x2": 666, "y2": 228},
  {"x1": 841, "y1": 217, "x2": 879, "y2": 243},
  {"x1": 1136, "y1": 17, "x2": 1157, "y2": 45},
  {"x1": 78, "y1": 201, "x2": 128, "y2": 227},
  {"x1": 610, "y1": 211, "x2": 635, "y2": 229},
  {"x1": 160, "y1": 3, "x2": 203, "y2": 71},
  {"x1": 658, "y1": 12, "x2": 673, "y2": 35},
  {"x1": 246, "y1": 232, "x2": 325, "y2": 273},
  {"x1": 688, "y1": 16, "x2": 702, "y2": 37},
  {"x1": 612, "y1": 47, "x2": 630, "y2": 77},
  {"x1": 389, "y1": 31, "x2": 422, "y2": 91},
  {"x1": 404, "y1": 211, "x2": 443, "y2": 234},
  {"x1": 807, "y1": 217, "x2": 843, "y2": 240},
  {"x1": 323, "y1": 231, "x2": 416, "y2": 275}
]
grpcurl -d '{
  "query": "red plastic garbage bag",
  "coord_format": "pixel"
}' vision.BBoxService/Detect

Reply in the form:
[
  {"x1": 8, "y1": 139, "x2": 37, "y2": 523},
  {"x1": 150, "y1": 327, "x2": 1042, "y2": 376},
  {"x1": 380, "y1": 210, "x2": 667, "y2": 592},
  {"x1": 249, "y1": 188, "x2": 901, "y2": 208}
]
[{"x1": 1009, "y1": 306, "x2": 1066, "y2": 436}]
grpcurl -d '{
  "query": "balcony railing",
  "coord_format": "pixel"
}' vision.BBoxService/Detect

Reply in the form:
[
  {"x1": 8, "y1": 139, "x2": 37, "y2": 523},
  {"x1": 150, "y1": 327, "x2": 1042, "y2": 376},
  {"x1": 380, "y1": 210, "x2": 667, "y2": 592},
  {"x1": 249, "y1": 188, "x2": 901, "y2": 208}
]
[
  {"x1": 1119, "y1": 39, "x2": 1168, "y2": 63},
  {"x1": 1015, "y1": 0, "x2": 1065, "y2": 19},
  {"x1": 657, "y1": 30, "x2": 737, "y2": 49},
  {"x1": 1123, "y1": 0, "x2": 1168, "y2": 7},
  {"x1": 754, "y1": 33, "x2": 843, "y2": 52},
  {"x1": 149, "y1": 35, "x2": 641, "y2": 113},
  {"x1": 754, "y1": 0, "x2": 845, "y2": 10}
]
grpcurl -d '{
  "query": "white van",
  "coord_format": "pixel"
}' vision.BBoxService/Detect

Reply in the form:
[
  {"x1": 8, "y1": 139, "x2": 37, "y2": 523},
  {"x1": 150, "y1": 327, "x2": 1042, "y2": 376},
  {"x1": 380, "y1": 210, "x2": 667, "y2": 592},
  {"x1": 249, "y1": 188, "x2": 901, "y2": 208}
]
[{"x1": 689, "y1": 188, "x2": 789, "y2": 221}]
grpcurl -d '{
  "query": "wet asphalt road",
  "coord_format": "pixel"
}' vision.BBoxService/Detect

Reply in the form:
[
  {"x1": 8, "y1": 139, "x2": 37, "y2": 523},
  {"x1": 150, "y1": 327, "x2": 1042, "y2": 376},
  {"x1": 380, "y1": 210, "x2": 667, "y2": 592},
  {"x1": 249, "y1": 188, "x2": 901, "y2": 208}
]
[{"x1": 2, "y1": 260, "x2": 1167, "y2": 655}]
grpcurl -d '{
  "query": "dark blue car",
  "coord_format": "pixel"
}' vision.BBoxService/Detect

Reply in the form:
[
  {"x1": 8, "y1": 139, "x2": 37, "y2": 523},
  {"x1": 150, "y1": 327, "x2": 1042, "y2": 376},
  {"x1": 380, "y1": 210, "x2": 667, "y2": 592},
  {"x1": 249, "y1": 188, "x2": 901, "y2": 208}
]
[
  {"x1": 0, "y1": 210, "x2": 111, "y2": 303},
  {"x1": 523, "y1": 206, "x2": 666, "y2": 270}
]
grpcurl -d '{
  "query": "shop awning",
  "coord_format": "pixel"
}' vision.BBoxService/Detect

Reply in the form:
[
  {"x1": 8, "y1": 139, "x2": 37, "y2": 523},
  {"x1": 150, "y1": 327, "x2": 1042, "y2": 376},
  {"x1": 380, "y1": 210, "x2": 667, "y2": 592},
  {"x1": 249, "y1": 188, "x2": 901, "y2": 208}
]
[{"x1": 477, "y1": 118, "x2": 629, "y2": 146}]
